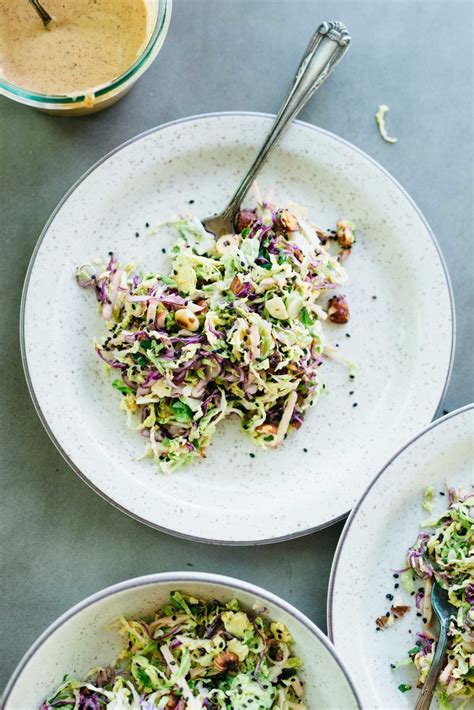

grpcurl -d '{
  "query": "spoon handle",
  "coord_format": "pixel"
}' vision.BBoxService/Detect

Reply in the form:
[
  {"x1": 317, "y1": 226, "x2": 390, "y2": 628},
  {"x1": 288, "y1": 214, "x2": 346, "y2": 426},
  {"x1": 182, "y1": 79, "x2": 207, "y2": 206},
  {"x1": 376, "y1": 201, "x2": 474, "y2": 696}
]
[
  {"x1": 28, "y1": 0, "x2": 53, "y2": 27},
  {"x1": 414, "y1": 625, "x2": 449, "y2": 710},
  {"x1": 223, "y1": 21, "x2": 351, "y2": 218}
]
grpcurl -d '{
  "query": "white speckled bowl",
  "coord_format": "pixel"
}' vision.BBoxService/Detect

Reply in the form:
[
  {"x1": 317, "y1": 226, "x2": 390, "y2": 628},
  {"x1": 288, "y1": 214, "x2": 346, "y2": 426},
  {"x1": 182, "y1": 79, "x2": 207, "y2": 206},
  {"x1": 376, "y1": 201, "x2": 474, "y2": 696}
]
[
  {"x1": 21, "y1": 113, "x2": 454, "y2": 543},
  {"x1": 328, "y1": 405, "x2": 473, "y2": 709},
  {"x1": 2, "y1": 572, "x2": 361, "y2": 709}
]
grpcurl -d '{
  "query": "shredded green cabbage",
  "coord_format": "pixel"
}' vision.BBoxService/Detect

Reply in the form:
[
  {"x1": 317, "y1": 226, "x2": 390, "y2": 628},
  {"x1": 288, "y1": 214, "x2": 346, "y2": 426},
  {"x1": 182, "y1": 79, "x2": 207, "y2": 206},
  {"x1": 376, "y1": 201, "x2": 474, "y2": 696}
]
[
  {"x1": 41, "y1": 592, "x2": 306, "y2": 709},
  {"x1": 77, "y1": 203, "x2": 355, "y2": 472},
  {"x1": 394, "y1": 487, "x2": 474, "y2": 704}
]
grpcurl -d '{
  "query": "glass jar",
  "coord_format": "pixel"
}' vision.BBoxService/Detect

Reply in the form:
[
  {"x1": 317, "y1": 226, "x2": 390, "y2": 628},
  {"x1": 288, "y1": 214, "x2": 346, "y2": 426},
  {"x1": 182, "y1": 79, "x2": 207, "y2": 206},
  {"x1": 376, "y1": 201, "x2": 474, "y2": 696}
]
[{"x1": 0, "y1": 0, "x2": 172, "y2": 115}]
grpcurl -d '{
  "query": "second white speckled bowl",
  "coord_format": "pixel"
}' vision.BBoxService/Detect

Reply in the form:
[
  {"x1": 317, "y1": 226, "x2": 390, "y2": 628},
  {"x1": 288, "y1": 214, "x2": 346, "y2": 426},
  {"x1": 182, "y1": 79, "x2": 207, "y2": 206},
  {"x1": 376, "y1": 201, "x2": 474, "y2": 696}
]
[
  {"x1": 2, "y1": 572, "x2": 361, "y2": 709},
  {"x1": 328, "y1": 405, "x2": 473, "y2": 708}
]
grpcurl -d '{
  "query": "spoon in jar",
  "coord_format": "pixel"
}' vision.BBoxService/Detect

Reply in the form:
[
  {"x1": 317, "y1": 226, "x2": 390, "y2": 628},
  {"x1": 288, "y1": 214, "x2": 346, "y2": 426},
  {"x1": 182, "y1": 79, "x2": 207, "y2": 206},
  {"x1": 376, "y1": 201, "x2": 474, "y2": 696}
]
[
  {"x1": 28, "y1": 0, "x2": 53, "y2": 27},
  {"x1": 202, "y1": 20, "x2": 351, "y2": 238}
]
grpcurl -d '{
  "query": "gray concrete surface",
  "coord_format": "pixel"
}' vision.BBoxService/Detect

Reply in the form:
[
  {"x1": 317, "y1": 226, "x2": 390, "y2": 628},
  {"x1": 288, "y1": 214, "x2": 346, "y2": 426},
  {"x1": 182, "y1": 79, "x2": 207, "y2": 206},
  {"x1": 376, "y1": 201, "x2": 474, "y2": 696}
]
[{"x1": 1, "y1": 0, "x2": 473, "y2": 691}]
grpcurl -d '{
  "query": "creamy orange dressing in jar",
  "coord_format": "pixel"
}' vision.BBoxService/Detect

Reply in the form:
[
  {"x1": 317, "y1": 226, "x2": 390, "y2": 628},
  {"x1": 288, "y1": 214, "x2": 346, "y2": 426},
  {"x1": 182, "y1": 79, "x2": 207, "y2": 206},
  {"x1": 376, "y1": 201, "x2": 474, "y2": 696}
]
[{"x1": 0, "y1": 0, "x2": 148, "y2": 96}]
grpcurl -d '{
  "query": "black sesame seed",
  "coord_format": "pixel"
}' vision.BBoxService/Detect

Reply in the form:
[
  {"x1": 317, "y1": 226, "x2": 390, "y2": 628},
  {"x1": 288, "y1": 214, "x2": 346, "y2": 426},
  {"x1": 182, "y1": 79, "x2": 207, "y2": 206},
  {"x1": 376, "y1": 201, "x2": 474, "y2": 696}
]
[
  {"x1": 386, "y1": 593, "x2": 394, "y2": 600},
  {"x1": 372, "y1": 295, "x2": 377, "y2": 300},
  {"x1": 439, "y1": 491, "x2": 445, "y2": 496},
  {"x1": 422, "y1": 617, "x2": 427, "y2": 624},
  {"x1": 352, "y1": 402, "x2": 358, "y2": 408},
  {"x1": 442, "y1": 409, "x2": 449, "y2": 415},
  {"x1": 161, "y1": 247, "x2": 166, "y2": 253},
  {"x1": 349, "y1": 374, "x2": 355, "y2": 380},
  {"x1": 349, "y1": 390, "x2": 354, "y2": 395},
  {"x1": 145, "y1": 222, "x2": 150, "y2": 228},
  {"x1": 249, "y1": 453, "x2": 255, "y2": 458},
  {"x1": 390, "y1": 663, "x2": 396, "y2": 669},
  {"x1": 108, "y1": 251, "x2": 113, "y2": 256},
  {"x1": 411, "y1": 591, "x2": 415, "y2": 596},
  {"x1": 416, "y1": 612, "x2": 422, "y2": 617},
  {"x1": 386, "y1": 611, "x2": 390, "y2": 617},
  {"x1": 394, "y1": 583, "x2": 399, "y2": 589},
  {"x1": 376, "y1": 627, "x2": 381, "y2": 631},
  {"x1": 303, "y1": 448, "x2": 308, "y2": 453},
  {"x1": 345, "y1": 333, "x2": 351, "y2": 338},
  {"x1": 189, "y1": 199, "x2": 195, "y2": 204},
  {"x1": 135, "y1": 232, "x2": 139, "y2": 237},
  {"x1": 393, "y1": 573, "x2": 399, "y2": 578}
]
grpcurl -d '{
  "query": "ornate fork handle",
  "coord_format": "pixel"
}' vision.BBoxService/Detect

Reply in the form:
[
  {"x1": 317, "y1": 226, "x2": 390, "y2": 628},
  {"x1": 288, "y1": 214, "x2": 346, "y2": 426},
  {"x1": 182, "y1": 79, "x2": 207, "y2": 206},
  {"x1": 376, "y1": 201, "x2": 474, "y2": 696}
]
[
  {"x1": 222, "y1": 21, "x2": 351, "y2": 221},
  {"x1": 415, "y1": 628, "x2": 449, "y2": 710}
]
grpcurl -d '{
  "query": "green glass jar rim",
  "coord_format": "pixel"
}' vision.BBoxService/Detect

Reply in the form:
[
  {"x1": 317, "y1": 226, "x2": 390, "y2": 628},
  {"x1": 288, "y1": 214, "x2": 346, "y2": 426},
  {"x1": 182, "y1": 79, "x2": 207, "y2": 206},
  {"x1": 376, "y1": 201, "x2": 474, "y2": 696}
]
[{"x1": 0, "y1": 0, "x2": 171, "y2": 105}]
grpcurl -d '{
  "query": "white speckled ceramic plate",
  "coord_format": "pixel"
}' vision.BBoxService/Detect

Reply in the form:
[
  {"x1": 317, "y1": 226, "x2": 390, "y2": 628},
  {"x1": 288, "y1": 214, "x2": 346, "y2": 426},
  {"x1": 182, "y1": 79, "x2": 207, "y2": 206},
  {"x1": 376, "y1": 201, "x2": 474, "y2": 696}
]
[
  {"x1": 2, "y1": 572, "x2": 361, "y2": 709},
  {"x1": 328, "y1": 405, "x2": 473, "y2": 709},
  {"x1": 21, "y1": 113, "x2": 454, "y2": 544}
]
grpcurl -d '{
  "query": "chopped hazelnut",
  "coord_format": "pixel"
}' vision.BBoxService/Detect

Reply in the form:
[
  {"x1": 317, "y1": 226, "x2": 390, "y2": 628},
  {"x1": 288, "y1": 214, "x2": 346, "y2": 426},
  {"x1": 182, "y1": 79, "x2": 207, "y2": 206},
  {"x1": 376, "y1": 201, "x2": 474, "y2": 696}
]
[
  {"x1": 230, "y1": 276, "x2": 243, "y2": 295},
  {"x1": 375, "y1": 614, "x2": 393, "y2": 629},
  {"x1": 327, "y1": 295, "x2": 350, "y2": 324},
  {"x1": 256, "y1": 423, "x2": 278, "y2": 436},
  {"x1": 391, "y1": 605, "x2": 411, "y2": 619},
  {"x1": 175, "y1": 308, "x2": 200, "y2": 331},
  {"x1": 235, "y1": 209, "x2": 256, "y2": 233},
  {"x1": 336, "y1": 220, "x2": 355, "y2": 248},
  {"x1": 214, "y1": 650, "x2": 239, "y2": 673},
  {"x1": 278, "y1": 209, "x2": 299, "y2": 232},
  {"x1": 195, "y1": 298, "x2": 209, "y2": 314}
]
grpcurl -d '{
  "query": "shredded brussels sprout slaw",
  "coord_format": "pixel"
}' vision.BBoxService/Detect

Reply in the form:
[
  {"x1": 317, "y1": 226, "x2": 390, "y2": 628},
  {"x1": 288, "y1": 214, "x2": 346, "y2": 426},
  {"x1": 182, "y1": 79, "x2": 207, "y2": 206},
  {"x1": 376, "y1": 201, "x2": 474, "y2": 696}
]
[
  {"x1": 393, "y1": 487, "x2": 474, "y2": 705},
  {"x1": 77, "y1": 202, "x2": 354, "y2": 472},
  {"x1": 41, "y1": 591, "x2": 306, "y2": 709}
]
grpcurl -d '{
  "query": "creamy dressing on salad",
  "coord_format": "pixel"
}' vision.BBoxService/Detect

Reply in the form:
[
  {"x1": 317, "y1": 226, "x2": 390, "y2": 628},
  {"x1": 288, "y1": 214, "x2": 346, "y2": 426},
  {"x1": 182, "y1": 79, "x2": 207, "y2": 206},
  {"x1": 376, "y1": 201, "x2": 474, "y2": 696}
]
[{"x1": 0, "y1": 0, "x2": 148, "y2": 95}]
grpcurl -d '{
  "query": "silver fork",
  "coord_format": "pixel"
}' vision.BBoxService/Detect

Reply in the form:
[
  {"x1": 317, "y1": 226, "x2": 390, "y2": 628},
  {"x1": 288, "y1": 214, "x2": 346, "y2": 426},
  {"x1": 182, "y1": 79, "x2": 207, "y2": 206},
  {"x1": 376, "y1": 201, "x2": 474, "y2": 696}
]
[
  {"x1": 415, "y1": 582, "x2": 455, "y2": 710},
  {"x1": 202, "y1": 21, "x2": 351, "y2": 238}
]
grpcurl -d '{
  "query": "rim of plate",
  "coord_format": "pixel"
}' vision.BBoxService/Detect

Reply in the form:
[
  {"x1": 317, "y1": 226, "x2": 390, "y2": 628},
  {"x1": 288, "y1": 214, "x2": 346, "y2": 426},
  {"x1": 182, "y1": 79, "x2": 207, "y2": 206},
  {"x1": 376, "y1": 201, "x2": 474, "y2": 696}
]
[
  {"x1": 326, "y1": 403, "x2": 473, "y2": 640},
  {"x1": 19, "y1": 111, "x2": 456, "y2": 545},
  {"x1": 1, "y1": 570, "x2": 362, "y2": 708}
]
